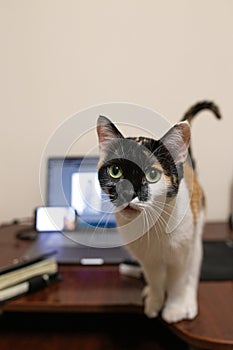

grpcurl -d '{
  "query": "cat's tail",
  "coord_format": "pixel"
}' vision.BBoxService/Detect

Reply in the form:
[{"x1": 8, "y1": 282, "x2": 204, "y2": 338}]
[
  {"x1": 181, "y1": 100, "x2": 222, "y2": 169},
  {"x1": 180, "y1": 100, "x2": 222, "y2": 124}
]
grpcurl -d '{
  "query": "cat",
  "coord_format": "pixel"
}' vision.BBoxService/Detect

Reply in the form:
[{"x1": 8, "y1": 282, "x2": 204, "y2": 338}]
[{"x1": 96, "y1": 101, "x2": 221, "y2": 323}]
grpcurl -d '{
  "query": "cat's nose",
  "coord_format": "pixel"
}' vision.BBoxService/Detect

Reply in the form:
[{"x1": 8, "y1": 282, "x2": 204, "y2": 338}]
[{"x1": 115, "y1": 179, "x2": 135, "y2": 204}]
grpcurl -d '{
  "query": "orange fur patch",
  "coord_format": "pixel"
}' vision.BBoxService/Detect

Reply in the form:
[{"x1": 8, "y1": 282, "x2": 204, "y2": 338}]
[{"x1": 184, "y1": 163, "x2": 205, "y2": 225}]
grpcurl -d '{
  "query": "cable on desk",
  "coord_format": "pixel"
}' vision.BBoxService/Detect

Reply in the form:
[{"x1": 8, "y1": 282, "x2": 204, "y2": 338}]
[
  {"x1": 15, "y1": 227, "x2": 38, "y2": 241},
  {"x1": 0, "y1": 217, "x2": 37, "y2": 241}
]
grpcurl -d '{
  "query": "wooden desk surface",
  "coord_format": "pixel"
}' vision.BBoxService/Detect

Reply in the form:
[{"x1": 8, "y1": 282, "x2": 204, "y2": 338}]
[{"x1": 0, "y1": 222, "x2": 232, "y2": 349}]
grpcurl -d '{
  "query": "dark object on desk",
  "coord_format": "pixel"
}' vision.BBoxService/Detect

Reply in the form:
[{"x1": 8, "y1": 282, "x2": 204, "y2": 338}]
[
  {"x1": 16, "y1": 226, "x2": 37, "y2": 240},
  {"x1": 200, "y1": 240, "x2": 233, "y2": 281},
  {"x1": 120, "y1": 240, "x2": 233, "y2": 282}
]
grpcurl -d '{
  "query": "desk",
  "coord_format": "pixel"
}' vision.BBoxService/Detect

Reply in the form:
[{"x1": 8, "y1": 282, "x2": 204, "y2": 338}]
[{"x1": 0, "y1": 222, "x2": 232, "y2": 349}]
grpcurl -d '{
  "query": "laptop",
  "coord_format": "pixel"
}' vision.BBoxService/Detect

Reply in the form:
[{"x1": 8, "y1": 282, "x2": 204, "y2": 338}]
[{"x1": 25, "y1": 156, "x2": 132, "y2": 265}]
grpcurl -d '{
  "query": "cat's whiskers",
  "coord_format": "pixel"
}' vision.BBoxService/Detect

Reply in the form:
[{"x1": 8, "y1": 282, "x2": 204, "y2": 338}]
[
  {"x1": 147, "y1": 208, "x2": 175, "y2": 258},
  {"x1": 90, "y1": 208, "x2": 115, "y2": 242},
  {"x1": 140, "y1": 208, "x2": 150, "y2": 247},
  {"x1": 142, "y1": 208, "x2": 154, "y2": 249},
  {"x1": 149, "y1": 206, "x2": 166, "y2": 243},
  {"x1": 144, "y1": 202, "x2": 174, "y2": 242},
  {"x1": 135, "y1": 204, "x2": 162, "y2": 248},
  {"x1": 147, "y1": 202, "x2": 177, "y2": 256},
  {"x1": 145, "y1": 207, "x2": 162, "y2": 247},
  {"x1": 151, "y1": 200, "x2": 177, "y2": 223}
]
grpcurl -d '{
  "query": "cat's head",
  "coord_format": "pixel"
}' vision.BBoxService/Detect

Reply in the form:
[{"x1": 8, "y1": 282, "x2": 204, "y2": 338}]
[{"x1": 96, "y1": 116, "x2": 190, "y2": 214}]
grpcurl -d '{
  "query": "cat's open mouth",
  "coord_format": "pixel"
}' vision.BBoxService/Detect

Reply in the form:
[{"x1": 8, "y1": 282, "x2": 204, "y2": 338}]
[{"x1": 123, "y1": 203, "x2": 141, "y2": 212}]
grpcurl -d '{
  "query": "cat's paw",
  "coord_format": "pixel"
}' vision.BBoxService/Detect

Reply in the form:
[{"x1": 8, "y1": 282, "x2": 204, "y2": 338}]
[
  {"x1": 142, "y1": 286, "x2": 162, "y2": 318},
  {"x1": 162, "y1": 299, "x2": 198, "y2": 323}
]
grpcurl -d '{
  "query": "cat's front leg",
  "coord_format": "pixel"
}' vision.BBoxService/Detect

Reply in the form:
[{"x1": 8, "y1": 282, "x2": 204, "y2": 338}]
[
  {"x1": 141, "y1": 265, "x2": 166, "y2": 318},
  {"x1": 162, "y1": 235, "x2": 203, "y2": 323},
  {"x1": 162, "y1": 283, "x2": 198, "y2": 323}
]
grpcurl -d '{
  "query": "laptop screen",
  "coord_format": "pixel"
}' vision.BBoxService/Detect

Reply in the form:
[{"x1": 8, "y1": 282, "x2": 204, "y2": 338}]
[{"x1": 46, "y1": 157, "x2": 116, "y2": 227}]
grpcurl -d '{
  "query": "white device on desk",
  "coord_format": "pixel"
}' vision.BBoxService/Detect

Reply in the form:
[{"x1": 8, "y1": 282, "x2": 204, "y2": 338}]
[{"x1": 35, "y1": 206, "x2": 77, "y2": 232}]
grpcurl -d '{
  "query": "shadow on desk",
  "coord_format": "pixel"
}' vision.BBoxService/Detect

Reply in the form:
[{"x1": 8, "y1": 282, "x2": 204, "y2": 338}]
[{"x1": 0, "y1": 312, "x2": 189, "y2": 350}]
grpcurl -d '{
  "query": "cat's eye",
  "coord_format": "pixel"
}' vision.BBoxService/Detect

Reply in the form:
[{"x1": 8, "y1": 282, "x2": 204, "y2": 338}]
[
  {"x1": 145, "y1": 168, "x2": 161, "y2": 183},
  {"x1": 107, "y1": 164, "x2": 123, "y2": 179}
]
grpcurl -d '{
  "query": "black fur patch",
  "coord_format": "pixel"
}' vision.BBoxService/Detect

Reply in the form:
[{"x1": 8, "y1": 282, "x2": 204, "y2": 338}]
[
  {"x1": 98, "y1": 136, "x2": 183, "y2": 207},
  {"x1": 128, "y1": 136, "x2": 183, "y2": 197}
]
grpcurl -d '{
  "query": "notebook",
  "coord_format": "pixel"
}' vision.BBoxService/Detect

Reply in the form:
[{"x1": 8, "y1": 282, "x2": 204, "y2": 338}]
[{"x1": 25, "y1": 157, "x2": 132, "y2": 265}]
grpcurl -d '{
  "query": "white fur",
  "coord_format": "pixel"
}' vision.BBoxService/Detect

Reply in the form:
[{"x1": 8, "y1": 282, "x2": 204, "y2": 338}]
[{"x1": 115, "y1": 178, "x2": 205, "y2": 323}]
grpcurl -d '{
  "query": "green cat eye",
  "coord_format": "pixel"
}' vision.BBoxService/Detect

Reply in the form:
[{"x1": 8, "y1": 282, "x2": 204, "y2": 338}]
[
  {"x1": 107, "y1": 164, "x2": 123, "y2": 179},
  {"x1": 145, "y1": 168, "x2": 161, "y2": 183}
]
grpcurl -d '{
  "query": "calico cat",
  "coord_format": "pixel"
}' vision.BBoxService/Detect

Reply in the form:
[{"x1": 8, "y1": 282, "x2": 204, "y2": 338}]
[{"x1": 96, "y1": 101, "x2": 221, "y2": 323}]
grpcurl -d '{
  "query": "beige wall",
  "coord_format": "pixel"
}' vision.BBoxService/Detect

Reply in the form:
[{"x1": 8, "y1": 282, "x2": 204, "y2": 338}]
[{"x1": 0, "y1": 0, "x2": 232, "y2": 223}]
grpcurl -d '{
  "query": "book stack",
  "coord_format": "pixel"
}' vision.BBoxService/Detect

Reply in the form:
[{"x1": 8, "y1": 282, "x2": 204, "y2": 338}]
[{"x1": 0, "y1": 253, "x2": 60, "y2": 303}]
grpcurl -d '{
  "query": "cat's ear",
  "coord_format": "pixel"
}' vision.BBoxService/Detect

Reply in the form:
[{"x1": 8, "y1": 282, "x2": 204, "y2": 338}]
[
  {"x1": 160, "y1": 121, "x2": 190, "y2": 164},
  {"x1": 97, "y1": 116, "x2": 124, "y2": 154}
]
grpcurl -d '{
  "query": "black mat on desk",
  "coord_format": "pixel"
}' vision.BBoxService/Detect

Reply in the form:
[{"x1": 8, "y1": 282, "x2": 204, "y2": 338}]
[{"x1": 200, "y1": 240, "x2": 233, "y2": 281}]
